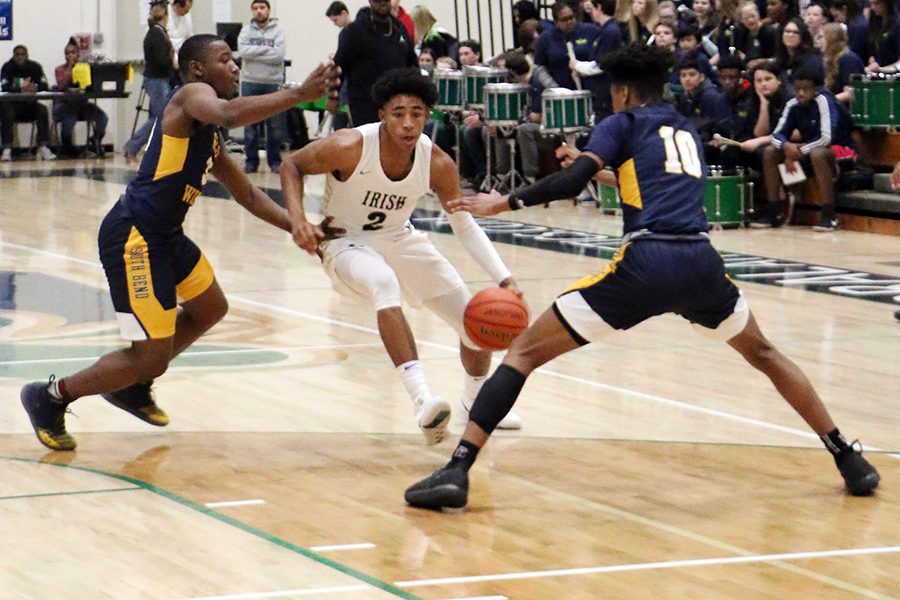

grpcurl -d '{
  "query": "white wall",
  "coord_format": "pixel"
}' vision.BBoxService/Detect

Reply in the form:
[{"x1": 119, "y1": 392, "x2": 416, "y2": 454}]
[{"x1": 0, "y1": 0, "x2": 512, "y2": 148}]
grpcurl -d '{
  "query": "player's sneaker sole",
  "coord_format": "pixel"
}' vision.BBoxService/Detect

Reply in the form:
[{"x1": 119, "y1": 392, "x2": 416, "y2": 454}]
[
  {"x1": 417, "y1": 396, "x2": 451, "y2": 445},
  {"x1": 404, "y1": 466, "x2": 469, "y2": 510},
  {"x1": 102, "y1": 382, "x2": 169, "y2": 427},
  {"x1": 835, "y1": 442, "x2": 880, "y2": 496}
]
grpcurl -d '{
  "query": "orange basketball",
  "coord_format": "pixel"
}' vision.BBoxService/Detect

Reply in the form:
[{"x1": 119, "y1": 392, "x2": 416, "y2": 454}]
[{"x1": 464, "y1": 288, "x2": 530, "y2": 351}]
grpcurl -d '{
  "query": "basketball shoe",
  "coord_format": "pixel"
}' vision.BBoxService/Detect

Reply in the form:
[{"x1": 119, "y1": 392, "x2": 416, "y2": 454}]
[
  {"x1": 458, "y1": 397, "x2": 522, "y2": 430},
  {"x1": 415, "y1": 395, "x2": 451, "y2": 445},
  {"x1": 834, "y1": 441, "x2": 880, "y2": 496},
  {"x1": 20, "y1": 378, "x2": 77, "y2": 451},
  {"x1": 404, "y1": 464, "x2": 469, "y2": 509},
  {"x1": 102, "y1": 381, "x2": 169, "y2": 426}
]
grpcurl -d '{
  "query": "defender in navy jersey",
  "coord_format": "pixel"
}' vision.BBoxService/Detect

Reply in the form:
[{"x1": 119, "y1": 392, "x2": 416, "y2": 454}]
[
  {"x1": 20, "y1": 34, "x2": 338, "y2": 451},
  {"x1": 405, "y1": 45, "x2": 879, "y2": 510}
]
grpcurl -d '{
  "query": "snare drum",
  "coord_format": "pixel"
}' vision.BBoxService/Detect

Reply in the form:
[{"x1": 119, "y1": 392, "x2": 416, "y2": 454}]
[
  {"x1": 598, "y1": 181, "x2": 621, "y2": 214},
  {"x1": 463, "y1": 65, "x2": 507, "y2": 110},
  {"x1": 851, "y1": 74, "x2": 899, "y2": 128},
  {"x1": 434, "y1": 69, "x2": 464, "y2": 111},
  {"x1": 541, "y1": 88, "x2": 592, "y2": 133},
  {"x1": 484, "y1": 83, "x2": 529, "y2": 126},
  {"x1": 704, "y1": 168, "x2": 746, "y2": 227}
]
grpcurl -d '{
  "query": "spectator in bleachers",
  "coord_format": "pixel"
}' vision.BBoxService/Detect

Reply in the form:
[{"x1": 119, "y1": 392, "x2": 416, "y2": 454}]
[
  {"x1": 775, "y1": 18, "x2": 824, "y2": 81},
  {"x1": 805, "y1": 2, "x2": 830, "y2": 50},
  {"x1": 569, "y1": 0, "x2": 623, "y2": 120},
  {"x1": 822, "y1": 22, "x2": 865, "y2": 103},
  {"x1": 168, "y1": 0, "x2": 194, "y2": 53},
  {"x1": 830, "y1": 0, "x2": 869, "y2": 60},
  {"x1": 516, "y1": 18, "x2": 545, "y2": 63},
  {"x1": 582, "y1": 0, "x2": 597, "y2": 22},
  {"x1": 54, "y1": 37, "x2": 109, "y2": 158},
  {"x1": 391, "y1": 0, "x2": 416, "y2": 40},
  {"x1": 334, "y1": 0, "x2": 417, "y2": 126},
  {"x1": 237, "y1": 0, "x2": 287, "y2": 173},
  {"x1": 658, "y1": 0, "x2": 680, "y2": 27},
  {"x1": 124, "y1": 1, "x2": 174, "y2": 164},
  {"x1": 411, "y1": 6, "x2": 458, "y2": 60},
  {"x1": 513, "y1": 0, "x2": 542, "y2": 32},
  {"x1": 734, "y1": 0, "x2": 777, "y2": 64},
  {"x1": 760, "y1": 67, "x2": 854, "y2": 229},
  {"x1": 675, "y1": 57, "x2": 733, "y2": 161},
  {"x1": 326, "y1": 2, "x2": 351, "y2": 28},
  {"x1": 763, "y1": 0, "x2": 796, "y2": 32},
  {"x1": 0, "y1": 45, "x2": 56, "y2": 161},
  {"x1": 717, "y1": 54, "x2": 752, "y2": 143},
  {"x1": 654, "y1": 21, "x2": 678, "y2": 52},
  {"x1": 418, "y1": 47, "x2": 435, "y2": 75},
  {"x1": 677, "y1": 26, "x2": 717, "y2": 81},
  {"x1": 533, "y1": 2, "x2": 601, "y2": 90},
  {"x1": 693, "y1": 0, "x2": 723, "y2": 40},
  {"x1": 627, "y1": 0, "x2": 660, "y2": 45},
  {"x1": 713, "y1": 0, "x2": 742, "y2": 60},
  {"x1": 740, "y1": 60, "x2": 790, "y2": 150},
  {"x1": 864, "y1": 0, "x2": 900, "y2": 73}
]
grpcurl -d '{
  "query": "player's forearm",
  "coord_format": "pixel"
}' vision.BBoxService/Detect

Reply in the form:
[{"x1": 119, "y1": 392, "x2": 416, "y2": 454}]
[
  {"x1": 280, "y1": 159, "x2": 308, "y2": 223},
  {"x1": 235, "y1": 183, "x2": 290, "y2": 232},
  {"x1": 447, "y1": 211, "x2": 512, "y2": 284},
  {"x1": 508, "y1": 155, "x2": 599, "y2": 210},
  {"x1": 220, "y1": 89, "x2": 308, "y2": 129}
]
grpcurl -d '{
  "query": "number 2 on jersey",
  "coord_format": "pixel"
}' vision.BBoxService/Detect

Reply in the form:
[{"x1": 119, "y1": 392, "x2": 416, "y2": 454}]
[
  {"x1": 658, "y1": 126, "x2": 702, "y2": 178},
  {"x1": 362, "y1": 211, "x2": 386, "y2": 231}
]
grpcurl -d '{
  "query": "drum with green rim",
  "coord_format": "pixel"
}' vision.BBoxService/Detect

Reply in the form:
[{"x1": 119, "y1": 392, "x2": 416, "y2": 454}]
[
  {"x1": 704, "y1": 168, "x2": 746, "y2": 227},
  {"x1": 541, "y1": 88, "x2": 592, "y2": 133},
  {"x1": 463, "y1": 65, "x2": 507, "y2": 110},
  {"x1": 434, "y1": 69, "x2": 464, "y2": 111},
  {"x1": 850, "y1": 74, "x2": 900, "y2": 128},
  {"x1": 484, "y1": 83, "x2": 529, "y2": 126}
]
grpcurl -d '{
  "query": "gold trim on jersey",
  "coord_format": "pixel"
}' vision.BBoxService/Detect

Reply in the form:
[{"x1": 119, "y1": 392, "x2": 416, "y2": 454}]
[
  {"x1": 617, "y1": 159, "x2": 642, "y2": 209},
  {"x1": 176, "y1": 252, "x2": 215, "y2": 303},
  {"x1": 124, "y1": 227, "x2": 176, "y2": 339},
  {"x1": 153, "y1": 135, "x2": 190, "y2": 182},
  {"x1": 563, "y1": 242, "x2": 631, "y2": 293}
]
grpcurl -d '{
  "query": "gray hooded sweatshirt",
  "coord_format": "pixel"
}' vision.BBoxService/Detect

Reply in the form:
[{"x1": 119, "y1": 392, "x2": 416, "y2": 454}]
[{"x1": 237, "y1": 17, "x2": 285, "y2": 84}]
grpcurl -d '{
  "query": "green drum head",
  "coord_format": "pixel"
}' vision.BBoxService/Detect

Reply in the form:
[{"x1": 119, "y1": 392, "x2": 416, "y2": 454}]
[{"x1": 703, "y1": 173, "x2": 745, "y2": 225}]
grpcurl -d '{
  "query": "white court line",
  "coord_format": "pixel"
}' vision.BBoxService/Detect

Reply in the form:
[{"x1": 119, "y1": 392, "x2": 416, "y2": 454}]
[
  {"x1": 395, "y1": 545, "x2": 900, "y2": 588},
  {"x1": 204, "y1": 499, "x2": 266, "y2": 508},
  {"x1": 173, "y1": 584, "x2": 370, "y2": 600},
  {"x1": 3, "y1": 241, "x2": 897, "y2": 459},
  {"x1": 310, "y1": 542, "x2": 377, "y2": 552},
  {"x1": 0, "y1": 343, "x2": 383, "y2": 367}
]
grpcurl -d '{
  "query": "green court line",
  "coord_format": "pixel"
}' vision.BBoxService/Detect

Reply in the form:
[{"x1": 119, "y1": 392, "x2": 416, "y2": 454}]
[
  {"x1": 1, "y1": 456, "x2": 421, "y2": 600},
  {"x1": 0, "y1": 486, "x2": 139, "y2": 501}
]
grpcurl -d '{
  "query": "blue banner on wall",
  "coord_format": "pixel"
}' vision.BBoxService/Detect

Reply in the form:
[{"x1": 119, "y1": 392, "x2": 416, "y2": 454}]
[{"x1": 0, "y1": 0, "x2": 11, "y2": 41}]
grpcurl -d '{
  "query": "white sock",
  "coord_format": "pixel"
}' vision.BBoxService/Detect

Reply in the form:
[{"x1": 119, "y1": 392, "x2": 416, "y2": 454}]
[
  {"x1": 398, "y1": 360, "x2": 431, "y2": 405},
  {"x1": 461, "y1": 373, "x2": 487, "y2": 413}
]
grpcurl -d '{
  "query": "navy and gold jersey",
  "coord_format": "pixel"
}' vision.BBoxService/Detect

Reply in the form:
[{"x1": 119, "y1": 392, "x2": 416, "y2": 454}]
[
  {"x1": 584, "y1": 103, "x2": 709, "y2": 235},
  {"x1": 123, "y1": 100, "x2": 220, "y2": 234}
]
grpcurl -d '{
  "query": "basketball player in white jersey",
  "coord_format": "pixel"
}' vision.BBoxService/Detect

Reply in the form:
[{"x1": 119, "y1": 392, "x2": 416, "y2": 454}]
[{"x1": 280, "y1": 68, "x2": 522, "y2": 444}]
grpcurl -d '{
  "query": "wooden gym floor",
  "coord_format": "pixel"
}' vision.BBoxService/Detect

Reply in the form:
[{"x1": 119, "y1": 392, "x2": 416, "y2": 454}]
[{"x1": 0, "y1": 157, "x2": 898, "y2": 599}]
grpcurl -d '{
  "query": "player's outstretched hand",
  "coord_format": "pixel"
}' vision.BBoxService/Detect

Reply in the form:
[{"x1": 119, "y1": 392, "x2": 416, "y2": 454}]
[
  {"x1": 291, "y1": 62, "x2": 335, "y2": 104},
  {"x1": 499, "y1": 276, "x2": 525, "y2": 300},
  {"x1": 446, "y1": 189, "x2": 509, "y2": 216}
]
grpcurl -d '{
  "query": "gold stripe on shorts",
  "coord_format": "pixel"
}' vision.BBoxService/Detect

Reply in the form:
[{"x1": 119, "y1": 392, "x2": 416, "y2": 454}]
[{"x1": 124, "y1": 226, "x2": 176, "y2": 339}]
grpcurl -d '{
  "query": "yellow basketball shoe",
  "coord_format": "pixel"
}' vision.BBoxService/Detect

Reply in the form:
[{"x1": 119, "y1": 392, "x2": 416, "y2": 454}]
[
  {"x1": 102, "y1": 381, "x2": 169, "y2": 427},
  {"x1": 20, "y1": 379, "x2": 77, "y2": 451}
]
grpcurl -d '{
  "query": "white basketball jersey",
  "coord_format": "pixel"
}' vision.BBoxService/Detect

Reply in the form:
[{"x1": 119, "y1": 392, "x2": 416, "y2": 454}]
[{"x1": 323, "y1": 122, "x2": 433, "y2": 236}]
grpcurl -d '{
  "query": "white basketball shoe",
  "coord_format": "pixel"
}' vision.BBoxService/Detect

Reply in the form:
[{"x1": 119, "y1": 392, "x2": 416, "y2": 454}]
[
  {"x1": 415, "y1": 395, "x2": 451, "y2": 445},
  {"x1": 459, "y1": 398, "x2": 522, "y2": 430}
]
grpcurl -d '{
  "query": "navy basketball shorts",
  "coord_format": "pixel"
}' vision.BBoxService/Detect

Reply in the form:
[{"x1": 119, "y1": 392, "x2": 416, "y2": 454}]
[
  {"x1": 98, "y1": 200, "x2": 215, "y2": 340},
  {"x1": 554, "y1": 238, "x2": 750, "y2": 344}
]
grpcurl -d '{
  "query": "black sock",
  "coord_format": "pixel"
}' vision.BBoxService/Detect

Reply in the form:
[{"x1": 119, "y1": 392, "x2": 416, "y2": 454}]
[
  {"x1": 821, "y1": 428, "x2": 849, "y2": 455},
  {"x1": 447, "y1": 439, "x2": 480, "y2": 472}
]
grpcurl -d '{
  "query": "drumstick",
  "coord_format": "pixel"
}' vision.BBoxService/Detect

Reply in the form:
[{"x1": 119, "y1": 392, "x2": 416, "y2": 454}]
[
  {"x1": 712, "y1": 133, "x2": 742, "y2": 147},
  {"x1": 566, "y1": 42, "x2": 582, "y2": 91}
]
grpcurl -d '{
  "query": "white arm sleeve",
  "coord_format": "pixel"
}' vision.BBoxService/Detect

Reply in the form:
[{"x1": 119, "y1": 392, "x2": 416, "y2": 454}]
[{"x1": 447, "y1": 211, "x2": 512, "y2": 285}]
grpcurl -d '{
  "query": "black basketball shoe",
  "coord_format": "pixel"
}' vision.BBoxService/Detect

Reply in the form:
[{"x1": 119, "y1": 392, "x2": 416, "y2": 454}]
[
  {"x1": 834, "y1": 441, "x2": 880, "y2": 496},
  {"x1": 20, "y1": 378, "x2": 77, "y2": 451},
  {"x1": 102, "y1": 381, "x2": 169, "y2": 426},
  {"x1": 404, "y1": 465, "x2": 469, "y2": 510}
]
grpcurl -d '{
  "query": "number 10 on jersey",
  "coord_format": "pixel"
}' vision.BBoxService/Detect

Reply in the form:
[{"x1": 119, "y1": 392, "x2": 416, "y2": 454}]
[{"x1": 659, "y1": 126, "x2": 702, "y2": 178}]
